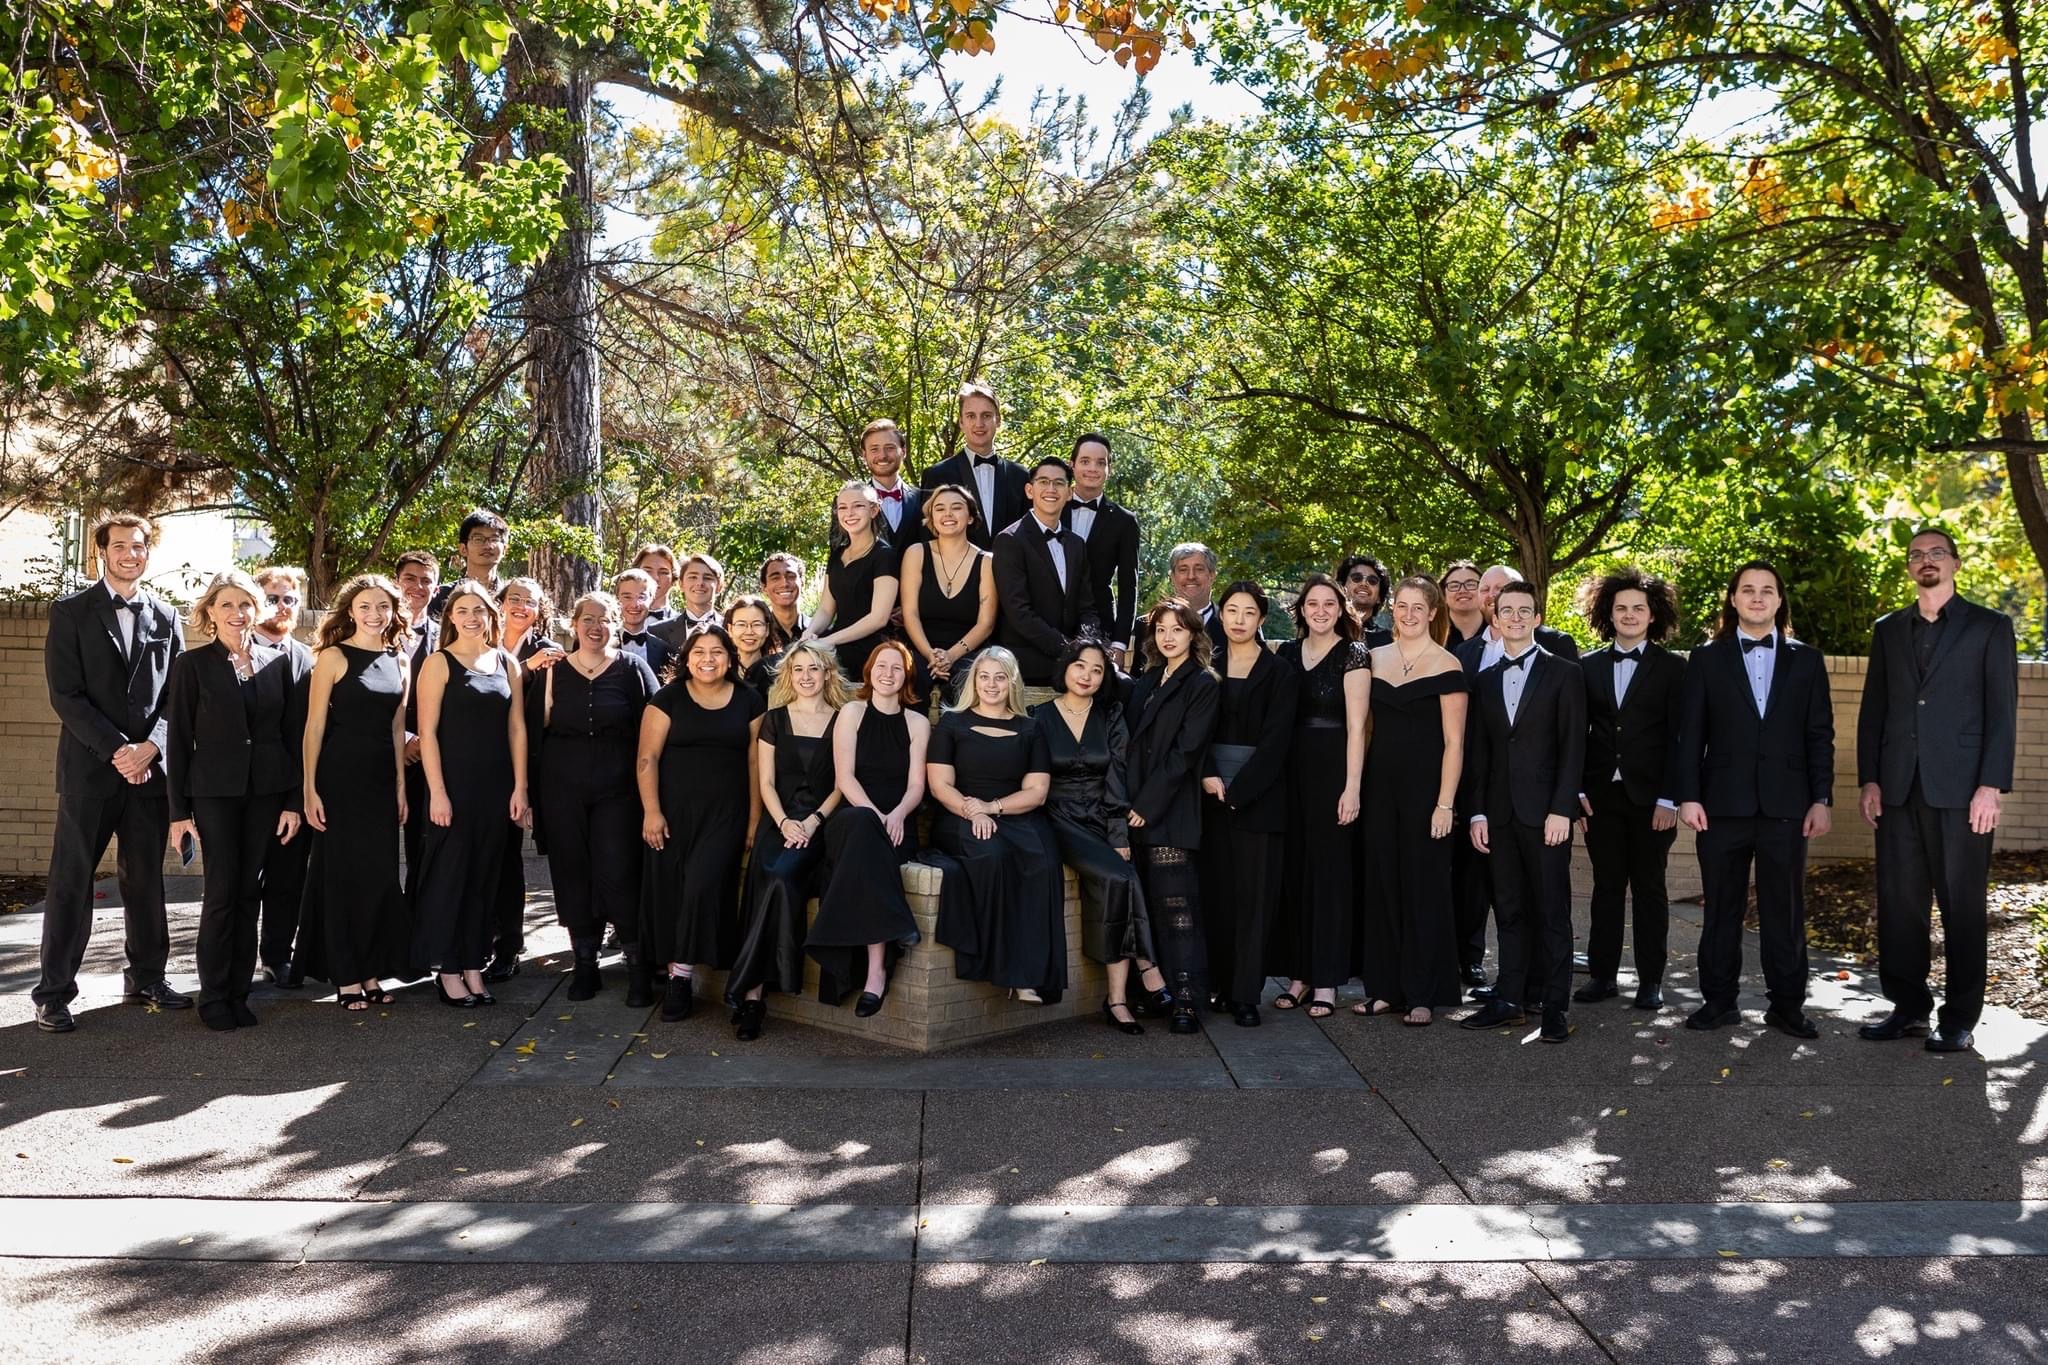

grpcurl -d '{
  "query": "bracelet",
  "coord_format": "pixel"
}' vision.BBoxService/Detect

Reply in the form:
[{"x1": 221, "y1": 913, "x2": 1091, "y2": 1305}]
[{"x1": 1435, "y1": 803, "x2": 1453, "y2": 812}]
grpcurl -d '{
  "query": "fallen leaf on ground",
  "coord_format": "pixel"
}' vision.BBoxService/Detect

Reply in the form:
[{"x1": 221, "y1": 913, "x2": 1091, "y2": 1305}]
[
  {"x1": 112, "y1": 1157, "x2": 134, "y2": 1164},
  {"x1": 570, "y1": 1118, "x2": 585, "y2": 1127},
  {"x1": 1717, "y1": 1249, "x2": 1740, "y2": 1258},
  {"x1": 1029, "y1": 1258, "x2": 1046, "y2": 1266},
  {"x1": 1767, "y1": 1159, "x2": 1789, "y2": 1169}
]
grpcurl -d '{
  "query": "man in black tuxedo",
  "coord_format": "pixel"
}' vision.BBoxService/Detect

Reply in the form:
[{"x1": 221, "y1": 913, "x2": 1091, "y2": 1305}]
[
  {"x1": 1675, "y1": 560, "x2": 1835, "y2": 1039},
  {"x1": 251, "y1": 565, "x2": 315, "y2": 985},
  {"x1": 34, "y1": 514, "x2": 191, "y2": 1032},
  {"x1": 394, "y1": 549, "x2": 441, "y2": 903},
  {"x1": 861, "y1": 418, "x2": 926, "y2": 548},
  {"x1": 992, "y1": 455, "x2": 1099, "y2": 685},
  {"x1": 426, "y1": 508, "x2": 508, "y2": 619},
  {"x1": 918, "y1": 381, "x2": 1028, "y2": 549},
  {"x1": 1062, "y1": 433, "x2": 1141, "y2": 669},
  {"x1": 615, "y1": 568, "x2": 679, "y2": 677},
  {"x1": 1856, "y1": 528, "x2": 2019, "y2": 1054},
  {"x1": 1460, "y1": 581, "x2": 1586, "y2": 1042},
  {"x1": 1572, "y1": 568, "x2": 1686, "y2": 1011}
]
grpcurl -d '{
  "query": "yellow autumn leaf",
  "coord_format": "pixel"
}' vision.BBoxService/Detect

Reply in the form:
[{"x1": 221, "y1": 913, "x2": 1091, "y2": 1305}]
[
  {"x1": 570, "y1": 1117, "x2": 585, "y2": 1127},
  {"x1": 112, "y1": 1157, "x2": 135, "y2": 1164},
  {"x1": 1717, "y1": 1249, "x2": 1740, "y2": 1258},
  {"x1": 514, "y1": 1040, "x2": 538, "y2": 1056}
]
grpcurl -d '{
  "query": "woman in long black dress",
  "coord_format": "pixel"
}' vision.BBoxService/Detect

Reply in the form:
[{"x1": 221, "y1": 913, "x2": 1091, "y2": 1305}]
[
  {"x1": 1274, "y1": 574, "x2": 1371, "y2": 1019},
  {"x1": 1199, "y1": 581, "x2": 1300, "y2": 1028},
  {"x1": 808, "y1": 639, "x2": 930, "y2": 1013},
  {"x1": 532, "y1": 591, "x2": 659, "y2": 1004},
  {"x1": 929, "y1": 646, "x2": 1065, "y2": 1003},
  {"x1": 485, "y1": 576, "x2": 560, "y2": 983},
  {"x1": 638, "y1": 624, "x2": 764, "y2": 1022},
  {"x1": 726, "y1": 594, "x2": 785, "y2": 698},
  {"x1": 413, "y1": 580, "x2": 530, "y2": 1008},
  {"x1": 295, "y1": 574, "x2": 410, "y2": 1011},
  {"x1": 1126, "y1": 599, "x2": 1222, "y2": 1035},
  {"x1": 1357, "y1": 576, "x2": 1468, "y2": 1025},
  {"x1": 729, "y1": 642, "x2": 847, "y2": 1040},
  {"x1": 810, "y1": 481, "x2": 899, "y2": 677},
  {"x1": 1029, "y1": 638, "x2": 1155, "y2": 1034},
  {"x1": 165, "y1": 570, "x2": 305, "y2": 1031},
  {"x1": 900, "y1": 485, "x2": 997, "y2": 703}
]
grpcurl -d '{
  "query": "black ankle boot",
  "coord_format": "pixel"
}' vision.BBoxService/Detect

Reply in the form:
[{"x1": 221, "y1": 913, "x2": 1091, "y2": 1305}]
[
  {"x1": 566, "y1": 950, "x2": 601, "y2": 1002},
  {"x1": 735, "y1": 998, "x2": 765, "y2": 1042},
  {"x1": 660, "y1": 972, "x2": 693, "y2": 1023},
  {"x1": 624, "y1": 950, "x2": 654, "y2": 1009}
]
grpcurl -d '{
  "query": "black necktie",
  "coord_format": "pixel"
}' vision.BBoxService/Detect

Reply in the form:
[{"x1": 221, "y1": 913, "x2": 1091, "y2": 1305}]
[
  {"x1": 1072, "y1": 497, "x2": 1102, "y2": 511},
  {"x1": 1615, "y1": 647, "x2": 1643, "y2": 662},
  {"x1": 1741, "y1": 634, "x2": 1774, "y2": 653}
]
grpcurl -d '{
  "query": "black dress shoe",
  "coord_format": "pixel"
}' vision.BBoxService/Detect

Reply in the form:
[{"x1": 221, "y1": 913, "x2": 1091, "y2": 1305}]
[
  {"x1": 1233, "y1": 1003, "x2": 1261, "y2": 1028},
  {"x1": 1467, "y1": 983, "x2": 1498, "y2": 1002},
  {"x1": 625, "y1": 957, "x2": 655, "y2": 1009},
  {"x1": 1460, "y1": 963, "x2": 1488, "y2": 988},
  {"x1": 1858, "y1": 1011, "x2": 1931, "y2": 1041},
  {"x1": 436, "y1": 979, "x2": 477, "y2": 1009},
  {"x1": 1101, "y1": 1000, "x2": 1144, "y2": 1035},
  {"x1": 1461, "y1": 999, "x2": 1527, "y2": 1030},
  {"x1": 1686, "y1": 1003, "x2": 1741, "y2": 1031},
  {"x1": 734, "y1": 999, "x2": 765, "y2": 1042},
  {"x1": 230, "y1": 1000, "x2": 259, "y2": 1028},
  {"x1": 1925, "y1": 1028, "x2": 1976, "y2": 1053},
  {"x1": 1210, "y1": 995, "x2": 1236, "y2": 1015},
  {"x1": 1168, "y1": 1007, "x2": 1201, "y2": 1035},
  {"x1": 1573, "y1": 980, "x2": 1619, "y2": 1004},
  {"x1": 1137, "y1": 985, "x2": 1176, "y2": 1016},
  {"x1": 856, "y1": 990, "x2": 886, "y2": 1018},
  {"x1": 661, "y1": 974, "x2": 694, "y2": 1023},
  {"x1": 34, "y1": 1002, "x2": 75, "y2": 1033},
  {"x1": 1540, "y1": 1007, "x2": 1569, "y2": 1043},
  {"x1": 1764, "y1": 1007, "x2": 1820, "y2": 1039},
  {"x1": 484, "y1": 957, "x2": 521, "y2": 983},
  {"x1": 261, "y1": 962, "x2": 301, "y2": 989},
  {"x1": 565, "y1": 953, "x2": 601, "y2": 1002},
  {"x1": 198, "y1": 1001, "x2": 238, "y2": 1032},
  {"x1": 1632, "y1": 985, "x2": 1664, "y2": 1010},
  {"x1": 124, "y1": 980, "x2": 192, "y2": 1010}
]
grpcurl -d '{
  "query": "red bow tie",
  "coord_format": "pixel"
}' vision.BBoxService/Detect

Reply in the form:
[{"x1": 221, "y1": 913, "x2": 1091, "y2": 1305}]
[{"x1": 876, "y1": 486, "x2": 903, "y2": 502}]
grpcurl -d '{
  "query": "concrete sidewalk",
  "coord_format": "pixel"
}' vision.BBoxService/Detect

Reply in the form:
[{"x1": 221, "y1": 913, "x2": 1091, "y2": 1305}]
[{"x1": 2, "y1": 859, "x2": 2044, "y2": 1364}]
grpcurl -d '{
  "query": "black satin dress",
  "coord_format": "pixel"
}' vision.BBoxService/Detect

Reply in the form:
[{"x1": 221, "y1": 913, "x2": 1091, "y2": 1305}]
[
  {"x1": 1359, "y1": 671, "x2": 1468, "y2": 1008},
  {"x1": 1029, "y1": 699, "x2": 1150, "y2": 965},
  {"x1": 730, "y1": 706, "x2": 839, "y2": 1001},
  {"x1": 809, "y1": 702, "x2": 921, "y2": 1002},
  {"x1": 1277, "y1": 638, "x2": 1371, "y2": 987}
]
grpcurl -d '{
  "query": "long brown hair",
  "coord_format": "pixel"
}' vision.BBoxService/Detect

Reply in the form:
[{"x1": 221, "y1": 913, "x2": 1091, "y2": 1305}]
[
  {"x1": 1142, "y1": 596, "x2": 1215, "y2": 672},
  {"x1": 1713, "y1": 560, "x2": 1793, "y2": 642},
  {"x1": 317, "y1": 575, "x2": 406, "y2": 652}
]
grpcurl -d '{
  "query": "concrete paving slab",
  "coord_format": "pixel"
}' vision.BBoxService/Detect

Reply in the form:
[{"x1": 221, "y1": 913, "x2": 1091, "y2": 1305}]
[
  {"x1": 0, "y1": 1077, "x2": 450, "y2": 1199},
  {"x1": 1203, "y1": 1010, "x2": 1367, "y2": 1089},
  {"x1": 630, "y1": 998, "x2": 916, "y2": 1058},
  {"x1": 361, "y1": 1088, "x2": 922, "y2": 1205},
  {"x1": 2, "y1": 1257, "x2": 912, "y2": 1365},
  {"x1": 1381, "y1": 1081, "x2": 2044, "y2": 1204},
  {"x1": 943, "y1": 1014, "x2": 1219, "y2": 1060},
  {"x1": 919, "y1": 1090, "x2": 1458, "y2": 1206},
  {"x1": 463, "y1": 986, "x2": 651, "y2": 1087},
  {"x1": 601, "y1": 1052, "x2": 1235, "y2": 1090}
]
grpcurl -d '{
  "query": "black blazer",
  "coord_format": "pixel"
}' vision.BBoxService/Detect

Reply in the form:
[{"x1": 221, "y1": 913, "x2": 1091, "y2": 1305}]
[
  {"x1": 1453, "y1": 624, "x2": 1581, "y2": 672},
  {"x1": 1580, "y1": 642, "x2": 1686, "y2": 806},
  {"x1": 1124, "y1": 663, "x2": 1220, "y2": 848},
  {"x1": 1856, "y1": 596, "x2": 2018, "y2": 808},
  {"x1": 45, "y1": 581, "x2": 184, "y2": 798},
  {"x1": 1135, "y1": 603, "x2": 1228, "y2": 666},
  {"x1": 1201, "y1": 644, "x2": 1300, "y2": 833},
  {"x1": 648, "y1": 609, "x2": 725, "y2": 655},
  {"x1": 993, "y1": 517, "x2": 1100, "y2": 684},
  {"x1": 1673, "y1": 633, "x2": 1834, "y2": 818},
  {"x1": 619, "y1": 628, "x2": 678, "y2": 681},
  {"x1": 1063, "y1": 497, "x2": 1140, "y2": 648},
  {"x1": 1460, "y1": 647, "x2": 1587, "y2": 829},
  {"x1": 873, "y1": 481, "x2": 927, "y2": 549},
  {"x1": 164, "y1": 640, "x2": 305, "y2": 820},
  {"x1": 402, "y1": 615, "x2": 438, "y2": 736},
  {"x1": 920, "y1": 450, "x2": 1030, "y2": 548}
]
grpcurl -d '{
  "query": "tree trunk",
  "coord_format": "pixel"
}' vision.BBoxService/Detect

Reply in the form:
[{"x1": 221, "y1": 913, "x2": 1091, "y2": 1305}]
[
  {"x1": 517, "y1": 56, "x2": 603, "y2": 605},
  {"x1": 2001, "y1": 414, "x2": 2048, "y2": 581}
]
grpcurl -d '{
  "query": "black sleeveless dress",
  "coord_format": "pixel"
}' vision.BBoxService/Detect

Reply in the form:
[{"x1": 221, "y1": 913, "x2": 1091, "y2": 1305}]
[
  {"x1": 808, "y1": 702, "x2": 922, "y2": 1002},
  {"x1": 1360, "y1": 671, "x2": 1468, "y2": 1008},
  {"x1": 1277, "y1": 638, "x2": 1372, "y2": 987},
  {"x1": 640, "y1": 680, "x2": 764, "y2": 968},
  {"x1": 413, "y1": 651, "x2": 516, "y2": 975},
  {"x1": 294, "y1": 645, "x2": 409, "y2": 986},
  {"x1": 824, "y1": 541, "x2": 899, "y2": 677},
  {"x1": 730, "y1": 706, "x2": 839, "y2": 1001},
  {"x1": 911, "y1": 543, "x2": 988, "y2": 699}
]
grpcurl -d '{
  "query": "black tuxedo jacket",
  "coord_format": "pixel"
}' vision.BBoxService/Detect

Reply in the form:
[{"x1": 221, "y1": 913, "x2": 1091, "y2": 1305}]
[
  {"x1": 1856, "y1": 596, "x2": 2018, "y2": 808},
  {"x1": 620, "y1": 628, "x2": 678, "y2": 680},
  {"x1": 1201, "y1": 644, "x2": 1300, "y2": 833},
  {"x1": 1062, "y1": 497, "x2": 1140, "y2": 648},
  {"x1": 164, "y1": 640, "x2": 305, "y2": 819},
  {"x1": 403, "y1": 616, "x2": 438, "y2": 736},
  {"x1": 1460, "y1": 647, "x2": 1586, "y2": 829},
  {"x1": 1580, "y1": 642, "x2": 1686, "y2": 806},
  {"x1": 873, "y1": 482, "x2": 927, "y2": 549},
  {"x1": 1451, "y1": 623, "x2": 1580, "y2": 668},
  {"x1": 1123, "y1": 663, "x2": 1220, "y2": 848},
  {"x1": 1674, "y1": 634, "x2": 1834, "y2": 818},
  {"x1": 920, "y1": 450, "x2": 1029, "y2": 549},
  {"x1": 45, "y1": 581, "x2": 184, "y2": 798},
  {"x1": 648, "y1": 609, "x2": 722, "y2": 654},
  {"x1": 993, "y1": 517, "x2": 1099, "y2": 684}
]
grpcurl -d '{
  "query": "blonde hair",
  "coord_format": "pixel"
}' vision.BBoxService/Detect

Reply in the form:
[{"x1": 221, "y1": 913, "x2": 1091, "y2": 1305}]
[
  {"x1": 946, "y1": 644, "x2": 1027, "y2": 718},
  {"x1": 187, "y1": 569, "x2": 265, "y2": 636},
  {"x1": 438, "y1": 578, "x2": 504, "y2": 648},
  {"x1": 613, "y1": 567, "x2": 657, "y2": 595},
  {"x1": 766, "y1": 640, "x2": 851, "y2": 710},
  {"x1": 831, "y1": 480, "x2": 883, "y2": 550},
  {"x1": 567, "y1": 590, "x2": 621, "y2": 643}
]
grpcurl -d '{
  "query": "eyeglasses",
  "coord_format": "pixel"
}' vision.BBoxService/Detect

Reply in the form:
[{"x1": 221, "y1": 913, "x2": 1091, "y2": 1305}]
[
  {"x1": 1495, "y1": 605, "x2": 1537, "y2": 620},
  {"x1": 1029, "y1": 476, "x2": 1070, "y2": 489},
  {"x1": 265, "y1": 593, "x2": 299, "y2": 606},
  {"x1": 1442, "y1": 579, "x2": 1480, "y2": 593},
  {"x1": 1906, "y1": 548, "x2": 1952, "y2": 564}
]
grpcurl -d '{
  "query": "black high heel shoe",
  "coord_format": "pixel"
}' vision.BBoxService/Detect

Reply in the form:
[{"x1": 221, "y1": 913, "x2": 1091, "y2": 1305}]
[
  {"x1": 436, "y1": 978, "x2": 477, "y2": 1009},
  {"x1": 1101, "y1": 999, "x2": 1145, "y2": 1036}
]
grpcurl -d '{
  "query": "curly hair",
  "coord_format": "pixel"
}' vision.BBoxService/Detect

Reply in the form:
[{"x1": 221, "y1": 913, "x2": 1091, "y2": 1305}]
[{"x1": 1576, "y1": 568, "x2": 1681, "y2": 643}]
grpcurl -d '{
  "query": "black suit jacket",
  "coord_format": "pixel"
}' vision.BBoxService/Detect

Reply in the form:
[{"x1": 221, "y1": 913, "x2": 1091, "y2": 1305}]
[
  {"x1": 1856, "y1": 596, "x2": 2018, "y2": 808},
  {"x1": 1136, "y1": 603, "x2": 1228, "y2": 666},
  {"x1": 1063, "y1": 498, "x2": 1140, "y2": 648},
  {"x1": 1461, "y1": 647, "x2": 1586, "y2": 829},
  {"x1": 1201, "y1": 644, "x2": 1300, "y2": 833},
  {"x1": 402, "y1": 616, "x2": 438, "y2": 737},
  {"x1": 993, "y1": 517, "x2": 1099, "y2": 685},
  {"x1": 1580, "y1": 642, "x2": 1686, "y2": 806},
  {"x1": 647, "y1": 610, "x2": 721, "y2": 656},
  {"x1": 164, "y1": 640, "x2": 305, "y2": 819},
  {"x1": 45, "y1": 581, "x2": 184, "y2": 798},
  {"x1": 873, "y1": 482, "x2": 927, "y2": 549},
  {"x1": 1123, "y1": 664, "x2": 1220, "y2": 848},
  {"x1": 1674, "y1": 634, "x2": 1834, "y2": 818},
  {"x1": 619, "y1": 629, "x2": 678, "y2": 680},
  {"x1": 920, "y1": 450, "x2": 1029, "y2": 549}
]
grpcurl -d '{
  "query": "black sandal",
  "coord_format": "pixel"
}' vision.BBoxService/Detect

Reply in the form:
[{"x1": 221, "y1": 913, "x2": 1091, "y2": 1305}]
[
  {"x1": 338, "y1": 990, "x2": 368, "y2": 1012},
  {"x1": 1305, "y1": 997, "x2": 1336, "y2": 1019},
  {"x1": 1272, "y1": 990, "x2": 1302, "y2": 1010}
]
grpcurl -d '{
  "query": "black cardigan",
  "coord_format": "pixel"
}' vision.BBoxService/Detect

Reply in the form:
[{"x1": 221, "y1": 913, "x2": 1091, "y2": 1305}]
[{"x1": 1123, "y1": 662, "x2": 1220, "y2": 849}]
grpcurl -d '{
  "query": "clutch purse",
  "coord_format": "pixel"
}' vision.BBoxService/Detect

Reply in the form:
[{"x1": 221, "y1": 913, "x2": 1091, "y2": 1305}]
[{"x1": 1209, "y1": 742, "x2": 1256, "y2": 789}]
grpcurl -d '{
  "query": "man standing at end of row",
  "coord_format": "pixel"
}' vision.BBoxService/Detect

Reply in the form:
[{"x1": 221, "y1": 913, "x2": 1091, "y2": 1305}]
[{"x1": 1857, "y1": 528, "x2": 2017, "y2": 1055}]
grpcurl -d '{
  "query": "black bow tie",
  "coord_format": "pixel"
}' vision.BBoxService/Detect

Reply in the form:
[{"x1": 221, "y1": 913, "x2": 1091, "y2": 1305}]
[
  {"x1": 1741, "y1": 634, "x2": 1775, "y2": 653},
  {"x1": 1615, "y1": 647, "x2": 1643, "y2": 662},
  {"x1": 971, "y1": 453, "x2": 997, "y2": 468},
  {"x1": 622, "y1": 630, "x2": 650, "y2": 645},
  {"x1": 112, "y1": 596, "x2": 140, "y2": 613},
  {"x1": 1072, "y1": 497, "x2": 1102, "y2": 511},
  {"x1": 1499, "y1": 651, "x2": 1533, "y2": 671},
  {"x1": 1041, "y1": 525, "x2": 1061, "y2": 542}
]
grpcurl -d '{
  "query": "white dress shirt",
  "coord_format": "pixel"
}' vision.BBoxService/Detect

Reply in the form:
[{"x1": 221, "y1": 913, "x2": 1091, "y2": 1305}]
[
  {"x1": 1032, "y1": 515, "x2": 1067, "y2": 590},
  {"x1": 1738, "y1": 627, "x2": 1777, "y2": 715},
  {"x1": 969, "y1": 453, "x2": 998, "y2": 530},
  {"x1": 1499, "y1": 643, "x2": 1535, "y2": 724}
]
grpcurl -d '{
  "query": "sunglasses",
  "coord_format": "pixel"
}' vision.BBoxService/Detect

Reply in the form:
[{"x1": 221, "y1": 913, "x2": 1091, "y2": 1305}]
[{"x1": 265, "y1": 593, "x2": 300, "y2": 606}]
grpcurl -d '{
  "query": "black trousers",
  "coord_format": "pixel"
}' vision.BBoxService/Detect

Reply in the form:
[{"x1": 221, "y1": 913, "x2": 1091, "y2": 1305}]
[
  {"x1": 538, "y1": 754, "x2": 643, "y2": 949},
  {"x1": 492, "y1": 822, "x2": 526, "y2": 964},
  {"x1": 1451, "y1": 817, "x2": 1492, "y2": 971},
  {"x1": 193, "y1": 792, "x2": 287, "y2": 1007},
  {"x1": 1583, "y1": 781, "x2": 1675, "y2": 986},
  {"x1": 402, "y1": 760, "x2": 430, "y2": 902},
  {"x1": 1695, "y1": 816, "x2": 1808, "y2": 1012},
  {"x1": 1876, "y1": 781, "x2": 1992, "y2": 1033},
  {"x1": 35, "y1": 785, "x2": 171, "y2": 1007},
  {"x1": 258, "y1": 819, "x2": 310, "y2": 971},
  {"x1": 1487, "y1": 819, "x2": 1574, "y2": 1009}
]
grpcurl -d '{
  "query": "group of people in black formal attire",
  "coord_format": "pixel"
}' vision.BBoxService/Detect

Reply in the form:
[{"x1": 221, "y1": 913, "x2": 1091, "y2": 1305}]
[{"x1": 29, "y1": 383, "x2": 2019, "y2": 1055}]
